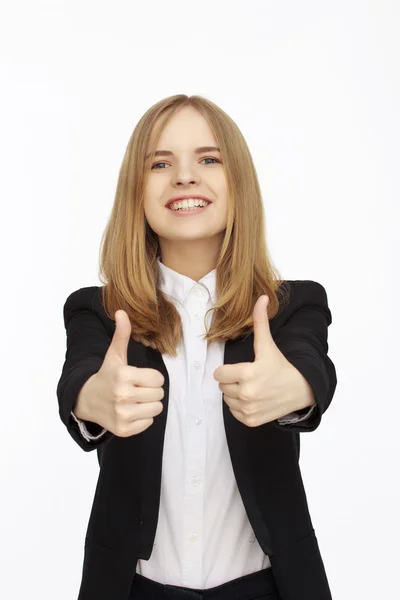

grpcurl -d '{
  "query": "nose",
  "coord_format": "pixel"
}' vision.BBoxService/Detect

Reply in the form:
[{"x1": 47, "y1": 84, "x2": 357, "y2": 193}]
[
  {"x1": 172, "y1": 166, "x2": 200, "y2": 187},
  {"x1": 175, "y1": 179, "x2": 197, "y2": 188}
]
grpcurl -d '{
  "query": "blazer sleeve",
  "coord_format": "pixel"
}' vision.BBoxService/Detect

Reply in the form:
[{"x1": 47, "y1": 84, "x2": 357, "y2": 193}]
[
  {"x1": 56, "y1": 286, "x2": 114, "y2": 452},
  {"x1": 271, "y1": 280, "x2": 337, "y2": 433}
]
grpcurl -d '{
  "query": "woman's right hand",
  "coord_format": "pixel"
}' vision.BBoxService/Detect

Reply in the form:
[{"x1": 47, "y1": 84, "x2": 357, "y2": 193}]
[{"x1": 74, "y1": 309, "x2": 165, "y2": 437}]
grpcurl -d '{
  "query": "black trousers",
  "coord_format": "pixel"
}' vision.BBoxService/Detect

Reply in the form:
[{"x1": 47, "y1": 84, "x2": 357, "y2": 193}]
[{"x1": 129, "y1": 567, "x2": 281, "y2": 599}]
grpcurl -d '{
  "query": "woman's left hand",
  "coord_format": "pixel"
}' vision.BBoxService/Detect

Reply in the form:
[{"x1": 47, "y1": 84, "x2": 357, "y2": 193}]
[{"x1": 213, "y1": 295, "x2": 316, "y2": 427}]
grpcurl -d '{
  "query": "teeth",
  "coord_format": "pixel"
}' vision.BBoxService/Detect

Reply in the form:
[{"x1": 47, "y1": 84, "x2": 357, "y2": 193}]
[{"x1": 169, "y1": 198, "x2": 210, "y2": 210}]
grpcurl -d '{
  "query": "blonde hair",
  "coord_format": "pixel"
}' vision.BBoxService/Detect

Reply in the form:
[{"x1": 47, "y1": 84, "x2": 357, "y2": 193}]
[{"x1": 98, "y1": 94, "x2": 290, "y2": 356}]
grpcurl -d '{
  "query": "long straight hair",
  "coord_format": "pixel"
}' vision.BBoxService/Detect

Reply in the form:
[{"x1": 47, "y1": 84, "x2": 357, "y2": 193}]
[{"x1": 98, "y1": 94, "x2": 290, "y2": 357}]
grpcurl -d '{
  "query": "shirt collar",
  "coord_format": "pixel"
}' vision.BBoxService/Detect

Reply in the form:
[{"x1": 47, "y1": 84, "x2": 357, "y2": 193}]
[{"x1": 157, "y1": 258, "x2": 217, "y2": 305}]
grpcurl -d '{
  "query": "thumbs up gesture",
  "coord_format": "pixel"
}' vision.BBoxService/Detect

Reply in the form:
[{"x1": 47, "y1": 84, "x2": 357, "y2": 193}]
[
  {"x1": 78, "y1": 309, "x2": 165, "y2": 437},
  {"x1": 213, "y1": 296, "x2": 315, "y2": 427}
]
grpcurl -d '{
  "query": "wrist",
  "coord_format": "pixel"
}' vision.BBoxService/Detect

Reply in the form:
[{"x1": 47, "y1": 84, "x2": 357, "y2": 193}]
[
  {"x1": 74, "y1": 373, "x2": 98, "y2": 421},
  {"x1": 285, "y1": 362, "x2": 316, "y2": 412}
]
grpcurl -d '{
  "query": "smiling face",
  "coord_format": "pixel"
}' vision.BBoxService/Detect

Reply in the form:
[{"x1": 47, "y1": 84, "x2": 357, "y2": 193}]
[{"x1": 143, "y1": 105, "x2": 229, "y2": 282}]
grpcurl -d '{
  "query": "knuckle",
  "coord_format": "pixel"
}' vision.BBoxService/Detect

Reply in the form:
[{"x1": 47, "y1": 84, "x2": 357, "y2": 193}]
[
  {"x1": 244, "y1": 415, "x2": 256, "y2": 427},
  {"x1": 114, "y1": 423, "x2": 128, "y2": 437},
  {"x1": 112, "y1": 384, "x2": 126, "y2": 403},
  {"x1": 242, "y1": 402, "x2": 254, "y2": 415},
  {"x1": 112, "y1": 402, "x2": 126, "y2": 419},
  {"x1": 111, "y1": 365, "x2": 124, "y2": 384},
  {"x1": 240, "y1": 387, "x2": 254, "y2": 403}
]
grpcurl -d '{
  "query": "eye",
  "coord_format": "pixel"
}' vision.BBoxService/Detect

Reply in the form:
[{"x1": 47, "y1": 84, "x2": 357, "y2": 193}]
[
  {"x1": 151, "y1": 157, "x2": 221, "y2": 170},
  {"x1": 201, "y1": 157, "x2": 220, "y2": 165}
]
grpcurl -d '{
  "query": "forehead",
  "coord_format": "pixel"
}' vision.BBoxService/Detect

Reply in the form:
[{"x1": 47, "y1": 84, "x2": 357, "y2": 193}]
[{"x1": 154, "y1": 106, "x2": 215, "y2": 146}]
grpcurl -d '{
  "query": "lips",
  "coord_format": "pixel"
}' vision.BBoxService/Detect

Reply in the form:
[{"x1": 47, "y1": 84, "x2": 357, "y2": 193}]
[{"x1": 165, "y1": 195, "x2": 212, "y2": 209}]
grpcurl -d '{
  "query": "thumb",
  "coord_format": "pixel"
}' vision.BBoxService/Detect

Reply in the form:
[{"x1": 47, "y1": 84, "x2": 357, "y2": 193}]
[
  {"x1": 104, "y1": 309, "x2": 132, "y2": 366},
  {"x1": 253, "y1": 295, "x2": 273, "y2": 362}
]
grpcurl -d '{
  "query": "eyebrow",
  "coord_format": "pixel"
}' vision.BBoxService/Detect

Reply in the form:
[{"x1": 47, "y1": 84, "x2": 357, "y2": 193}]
[{"x1": 145, "y1": 146, "x2": 220, "y2": 160}]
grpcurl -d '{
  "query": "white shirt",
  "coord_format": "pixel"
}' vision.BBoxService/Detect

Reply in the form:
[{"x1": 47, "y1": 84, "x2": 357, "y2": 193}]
[{"x1": 72, "y1": 259, "x2": 314, "y2": 588}]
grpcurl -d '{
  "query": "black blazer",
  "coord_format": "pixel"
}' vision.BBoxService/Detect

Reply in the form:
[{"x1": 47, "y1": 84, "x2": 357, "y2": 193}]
[{"x1": 56, "y1": 280, "x2": 337, "y2": 600}]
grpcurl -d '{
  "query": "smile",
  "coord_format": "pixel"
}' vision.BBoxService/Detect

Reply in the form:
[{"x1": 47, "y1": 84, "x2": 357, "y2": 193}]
[{"x1": 167, "y1": 203, "x2": 211, "y2": 216}]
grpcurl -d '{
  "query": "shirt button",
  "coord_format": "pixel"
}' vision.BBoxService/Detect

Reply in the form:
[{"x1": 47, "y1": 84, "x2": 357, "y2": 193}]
[
  {"x1": 195, "y1": 288, "x2": 202, "y2": 297},
  {"x1": 193, "y1": 361, "x2": 201, "y2": 370},
  {"x1": 190, "y1": 532, "x2": 197, "y2": 540},
  {"x1": 191, "y1": 477, "x2": 200, "y2": 486},
  {"x1": 195, "y1": 417, "x2": 202, "y2": 425},
  {"x1": 193, "y1": 312, "x2": 200, "y2": 319}
]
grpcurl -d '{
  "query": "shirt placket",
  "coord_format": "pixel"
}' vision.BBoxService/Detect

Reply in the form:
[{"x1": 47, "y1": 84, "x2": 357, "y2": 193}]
[{"x1": 182, "y1": 284, "x2": 207, "y2": 588}]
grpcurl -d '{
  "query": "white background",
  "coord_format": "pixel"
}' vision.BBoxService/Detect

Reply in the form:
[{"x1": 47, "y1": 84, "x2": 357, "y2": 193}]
[{"x1": 0, "y1": 1, "x2": 398, "y2": 598}]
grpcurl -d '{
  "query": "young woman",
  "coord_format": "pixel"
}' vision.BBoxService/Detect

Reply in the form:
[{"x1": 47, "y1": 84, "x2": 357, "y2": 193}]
[{"x1": 57, "y1": 94, "x2": 337, "y2": 600}]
